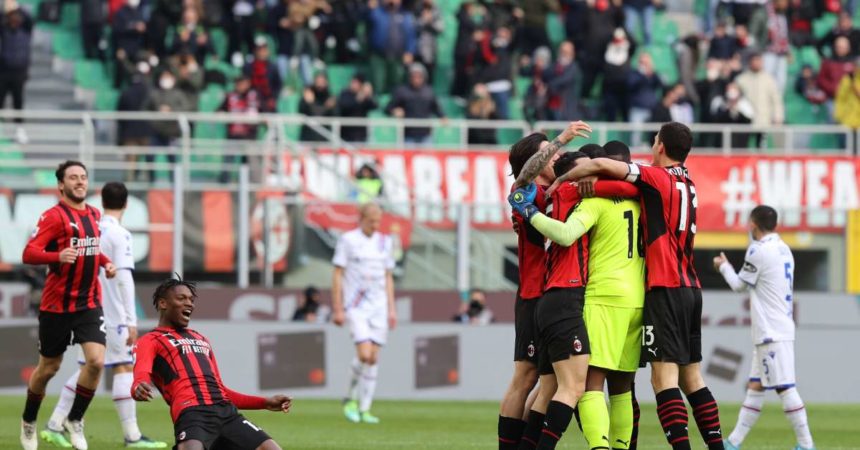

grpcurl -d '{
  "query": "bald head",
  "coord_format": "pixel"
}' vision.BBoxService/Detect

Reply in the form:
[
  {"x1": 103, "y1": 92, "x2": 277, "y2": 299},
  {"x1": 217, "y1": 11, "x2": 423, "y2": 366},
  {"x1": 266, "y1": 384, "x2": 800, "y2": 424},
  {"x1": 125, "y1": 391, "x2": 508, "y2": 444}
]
[{"x1": 359, "y1": 203, "x2": 383, "y2": 236}]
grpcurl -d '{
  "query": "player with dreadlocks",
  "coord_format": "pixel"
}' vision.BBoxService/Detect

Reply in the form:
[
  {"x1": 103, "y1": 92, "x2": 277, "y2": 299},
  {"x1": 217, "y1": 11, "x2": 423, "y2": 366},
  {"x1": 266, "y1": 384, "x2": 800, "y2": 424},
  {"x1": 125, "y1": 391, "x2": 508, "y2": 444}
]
[{"x1": 132, "y1": 277, "x2": 293, "y2": 450}]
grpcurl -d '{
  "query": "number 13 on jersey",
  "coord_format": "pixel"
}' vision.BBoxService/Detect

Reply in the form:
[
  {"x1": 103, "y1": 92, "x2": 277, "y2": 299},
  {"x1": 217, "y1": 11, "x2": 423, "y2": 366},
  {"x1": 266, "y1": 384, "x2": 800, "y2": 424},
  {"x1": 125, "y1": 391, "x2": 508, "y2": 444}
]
[{"x1": 675, "y1": 182, "x2": 697, "y2": 233}]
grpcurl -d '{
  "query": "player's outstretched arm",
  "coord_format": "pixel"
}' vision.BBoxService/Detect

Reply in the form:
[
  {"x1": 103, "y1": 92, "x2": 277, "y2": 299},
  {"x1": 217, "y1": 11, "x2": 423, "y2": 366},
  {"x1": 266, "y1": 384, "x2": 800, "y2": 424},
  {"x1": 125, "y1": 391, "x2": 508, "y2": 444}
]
[
  {"x1": 714, "y1": 252, "x2": 749, "y2": 292},
  {"x1": 131, "y1": 336, "x2": 156, "y2": 401},
  {"x1": 22, "y1": 212, "x2": 65, "y2": 265},
  {"x1": 550, "y1": 158, "x2": 632, "y2": 194},
  {"x1": 530, "y1": 212, "x2": 588, "y2": 247},
  {"x1": 514, "y1": 121, "x2": 592, "y2": 188}
]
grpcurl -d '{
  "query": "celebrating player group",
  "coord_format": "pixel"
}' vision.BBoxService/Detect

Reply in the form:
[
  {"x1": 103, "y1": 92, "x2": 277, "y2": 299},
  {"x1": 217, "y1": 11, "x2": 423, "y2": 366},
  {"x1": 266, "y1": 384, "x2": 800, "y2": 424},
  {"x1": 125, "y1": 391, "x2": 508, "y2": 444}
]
[{"x1": 500, "y1": 121, "x2": 816, "y2": 450}]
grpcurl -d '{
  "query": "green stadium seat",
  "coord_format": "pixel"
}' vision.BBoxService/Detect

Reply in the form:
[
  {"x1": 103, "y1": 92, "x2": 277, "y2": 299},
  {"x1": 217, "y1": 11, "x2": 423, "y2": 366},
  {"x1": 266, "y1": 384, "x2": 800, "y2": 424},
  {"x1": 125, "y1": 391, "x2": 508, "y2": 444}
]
[
  {"x1": 209, "y1": 29, "x2": 229, "y2": 61},
  {"x1": 94, "y1": 89, "x2": 118, "y2": 111},
  {"x1": 652, "y1": 12, "x2": 679, "y2": 46},
  {"x1": 369, "y1": 111, "x2": 397, "y2": 145},
  {"x1": 799, "y1": 46, "x2": 822, "y2": 71},
  {"x1": 546, "y1": 13, "x2": 565, "y2": 47},
  {"x1": 507, "y1": 98, "x2": 524, "y2": 121},
  {"x1": 514, "y1": 77, "x2": 531, "y2": 97},
  {"x1": 74, "y1": 60, "x2": 110, "y2": 90},
  {"x1": 198, "y1": 87, "x2": 225, "y2": 112},
  {"x1": 432, "y1": 125, "x2": 461, "y2": 146},
  {"x1": 277, "y1": 93, "x2": 300, "y2": 114},
  {"x1": 647, "y1": 45, "x2": 678, "y2": 84},
  {"x1": 440, "y1": 96, "x2": 464, "y2": 118},
  {"x1": 60, "y1": 1, "x2": 80, "y2": 30},
  {"x1": 52, "y1": 29, "x2": 83, "y2": 59},
  {"x1": 0, "y1": 139, "x2": 29, "y2": 176},
  {"x1": 328, "y1": 64, "x2": 355, "y2": 95},
  {"x1": 497, "y1": 128, "x2": 524, "y2": 146},
  {"x1": 813, "y1": 13, "x2": 838, "y2": 40}
]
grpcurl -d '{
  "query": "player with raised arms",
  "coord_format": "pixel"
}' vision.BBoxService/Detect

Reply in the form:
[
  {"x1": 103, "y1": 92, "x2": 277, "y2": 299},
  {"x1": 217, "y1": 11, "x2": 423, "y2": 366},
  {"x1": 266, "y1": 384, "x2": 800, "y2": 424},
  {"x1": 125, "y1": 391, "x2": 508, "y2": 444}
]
[
  {"x1": 131, "y1": 277, "x2": 292, "y2": 450},
  {"x1": 332, "y1": 203, "x2": 396, "y2": 424},
  {"x1": 713, "y1": 205, "x2": 815, "y2": 450},
  {"x1": 551, "y1": 122, "x2": 725, "y2": 450}
]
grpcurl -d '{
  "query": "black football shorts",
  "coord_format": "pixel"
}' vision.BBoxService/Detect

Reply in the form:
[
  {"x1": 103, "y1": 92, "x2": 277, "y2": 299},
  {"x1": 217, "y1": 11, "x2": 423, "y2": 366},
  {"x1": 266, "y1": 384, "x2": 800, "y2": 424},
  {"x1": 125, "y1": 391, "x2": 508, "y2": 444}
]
[
  {"x1": 173, "y1": 403, "x2": 272, "y2": 450},
  {"x1": 513, "y1": 295, "x2": 539, "y2": 364},
  {"x1": 38, "y1": 307, "x2": 106, "y2": 358},
  {"x1": 535, "y1": 287, "x2": 590, "y2": 375},
  {"x1": 641, "y1": 287, "x2": 703, "y2": 366}
]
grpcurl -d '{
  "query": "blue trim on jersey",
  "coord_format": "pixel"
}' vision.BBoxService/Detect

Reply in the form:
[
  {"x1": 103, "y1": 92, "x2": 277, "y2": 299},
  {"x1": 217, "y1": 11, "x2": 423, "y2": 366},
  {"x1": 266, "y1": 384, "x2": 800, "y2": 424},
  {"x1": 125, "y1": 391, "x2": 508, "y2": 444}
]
[
  {"x1": 749, "y1": 377, "x2": 762, "y2": 382},
  {"x1": 764, "y1": 383, "x2": 796, "y2": 391}
]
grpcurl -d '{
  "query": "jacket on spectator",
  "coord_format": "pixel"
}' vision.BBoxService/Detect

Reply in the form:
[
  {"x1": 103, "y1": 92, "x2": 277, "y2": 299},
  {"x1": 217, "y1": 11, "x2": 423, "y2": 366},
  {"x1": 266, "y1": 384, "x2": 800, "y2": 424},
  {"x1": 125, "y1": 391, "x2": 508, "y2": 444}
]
[
  {"x1": 834, "y1": 73, "x2": 860, "y2": 129},
  {"x1": 0, "y1": 9, "x2": 33, "y2": 75},
  {"x1": 220, "y1": 90, "x2": 261, "y2": 140},
  {"x1": 116, "y1": 77, "x2": 151, "y2": 141},
  {"x1": 708, "y1": 35, "x2": 738, "y2": 60},
  {"x1": 81, "y1": 0, "x2": 107, "y2": 25},
  {"x1": 544, "y1": 61, "x2": 582, "y2": 120},
  {"x1": 366, "y1": 5, "x2": 417, "y2": 56},
  {"x1": 144, "y1": 88, "x2": 195, "y2": 139},
  {"x1": 243, "y1": 59, "x2": 282, "y2": 111},
  {"x1": 627, "y1": 70, "x2": 663, "y2": 110},
  {"x1": 169, "y1": 25, "x2": 214, "y2": 65},
  {"x1": 385, "y1": 84, "x2": 444, "y2": 140},
  {"x1": 299, "y1": 87, "x2": 336, "y2": 142},
  {"x1": 519, "y1": 0, "x2": 559, "y2": 28},
  {"x1": 112, "y1": 4, "x2": 146, "y2": 59},
  {"x1": 268, "y1": 2, "x2": 294, "y2": 56},
  {"x1": 337, "y1": 89, "x2": 378, "y2": 142},
  {"x1": 816, "y1": 28, "x2": 860, "y2": 58},
  {"x1": 415, "y1": 3, "x2": 443, "y2": 67},
  {"x1": 736, "y1": 69, "x2": 784, "y2": 126},
  {"x1": 816, "y1": 56, "x2": 855, "y2": 98}
]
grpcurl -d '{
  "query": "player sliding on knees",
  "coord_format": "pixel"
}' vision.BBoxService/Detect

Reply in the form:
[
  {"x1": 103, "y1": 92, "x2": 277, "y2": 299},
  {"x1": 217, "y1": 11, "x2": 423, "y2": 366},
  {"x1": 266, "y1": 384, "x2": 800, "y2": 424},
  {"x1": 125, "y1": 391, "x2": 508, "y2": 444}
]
[
  {"x1": 132, "y1": 278, "x2": 292, "y2": 450},
  {"x1": 550, "y1": 122, "x2": 725, "y2": 450},
  {"x1": 497, "y1": 121, "x2": 591, "y2": 450},
  {"x1": 523, "y1": 142, "x2": 644, "y2": 450},
  {"x1": 713, "y1": 205, "x2": 816, "y2": 450}
]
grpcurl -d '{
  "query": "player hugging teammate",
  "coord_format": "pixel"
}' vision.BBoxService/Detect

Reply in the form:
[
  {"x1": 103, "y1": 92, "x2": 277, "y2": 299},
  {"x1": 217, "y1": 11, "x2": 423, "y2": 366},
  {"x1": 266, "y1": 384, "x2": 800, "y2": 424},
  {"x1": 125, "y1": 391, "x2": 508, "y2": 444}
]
[{"x1": 504, "y1": 122, "x2": 728, "y2": 450}]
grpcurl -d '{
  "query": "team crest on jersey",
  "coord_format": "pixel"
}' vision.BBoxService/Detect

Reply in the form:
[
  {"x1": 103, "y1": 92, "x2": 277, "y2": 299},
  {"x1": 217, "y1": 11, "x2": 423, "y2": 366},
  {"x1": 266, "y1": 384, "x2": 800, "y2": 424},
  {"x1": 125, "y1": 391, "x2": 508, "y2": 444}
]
[
  {"x1": 743, "y1": 262, "x2": 758, "y2": 273},
  {"x1": 178, "y1": 431, "x2": 186, "y2": 441},
  {"x1": 573, "y1": 337, "x2": 582, "y2": 353},
  {"x1": 527, "y1": 344, "x2": 535, "y2": 357}
]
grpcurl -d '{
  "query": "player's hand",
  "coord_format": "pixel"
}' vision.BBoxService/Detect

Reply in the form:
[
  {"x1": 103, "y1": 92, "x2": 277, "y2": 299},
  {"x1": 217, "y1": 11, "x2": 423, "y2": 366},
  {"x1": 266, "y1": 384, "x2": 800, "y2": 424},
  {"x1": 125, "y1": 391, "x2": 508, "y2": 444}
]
[
  {"x1": 332, "y1": 309, "x2": 345, "y2": 327},
  {"x1": 508, "y1": 183, "x2": 539, "y2": 220},
  {"x1": 576, "y1": 176, "x2": 597, "y2": 198},
  {"x1": 713, "y1": 251, "x2": 728, "y2": 271},
  {"x1": 126, "y1": 326, "x2": 138, "y2": 346},
  {"x1": 132, "y1": 382, "x2": 155, "y2": 401},
  {"x1": 59, "y1": 247, "x2": 77, "y2": 264},
  {"x1": 545, "y1": 178, "x2": 562, "y2": 197},
  {"x1": 511, "y1": 215, "x2": 520, "y2": 234},
  {"x1": 558, "y1": 120, "x2": 592, "y2": 145},
  {"x1": 104, "y1": 263, "x2": 117, "y2": 279},
  {"x1": 388, "y1": 310, "x2": 397, "y2": 330},
  {"x1": 265, "y1": 395, "x2": 292, "y2": 413}
]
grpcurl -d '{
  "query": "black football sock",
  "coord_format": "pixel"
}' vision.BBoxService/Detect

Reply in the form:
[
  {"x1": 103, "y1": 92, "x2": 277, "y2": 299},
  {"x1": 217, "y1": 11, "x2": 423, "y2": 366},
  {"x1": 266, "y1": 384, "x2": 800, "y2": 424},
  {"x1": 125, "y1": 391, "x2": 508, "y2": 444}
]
[
  {"x1": 687, "y1": 387, "x2": 724, "y2": 450},
  {"x1": 573, "y1": 405, "x2": 583, "y2": 431},
  {"x1": 22, "y1": 389, "x2": 44, "y2": 423},
  {"x1": 630, "y1": 384, "x2": 640, "y2": 450},
  {"x1": 499, "y1": 416, "x2": 527, "y2": 450},
  {"x1": 656, "y1": 388, "x2": 691, "y2": 450},
  {"x1": 67, "y1": 384, "x2": 95, "y2": 422},
  {"x1": 536, "y1": 401, "x2": 574, "y2": 450},
  {"x1": 517, "y1": 410, "x2": 545, "y2": 450}
]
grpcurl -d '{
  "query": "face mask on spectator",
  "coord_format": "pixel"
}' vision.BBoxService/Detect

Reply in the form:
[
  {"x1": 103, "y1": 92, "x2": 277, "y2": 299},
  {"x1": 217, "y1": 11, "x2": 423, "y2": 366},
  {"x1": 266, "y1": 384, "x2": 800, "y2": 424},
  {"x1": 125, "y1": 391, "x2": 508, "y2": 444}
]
[
  {"x1": 160, "y1": 76, "x2": 176, "y2": 90},
  {"x1": 127, "y1": 0, "x2": 140, "y2": 7},
  {"x1": 136, "y1": 61, "x2": 150, "y2": 75},
  {"x1": 706, "y1": 68, "x2": 719, "y2": 81},
  {"x1": 726, "y1": 88, "x2": 740, "y2": 100}
]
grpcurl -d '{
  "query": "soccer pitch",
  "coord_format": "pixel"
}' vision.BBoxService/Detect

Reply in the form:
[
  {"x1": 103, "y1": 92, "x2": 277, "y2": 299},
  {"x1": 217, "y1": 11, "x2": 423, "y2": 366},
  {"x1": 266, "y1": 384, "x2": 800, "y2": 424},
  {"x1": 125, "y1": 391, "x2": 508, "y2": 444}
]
[{"x1": 1, "y1": 396, "x2": 859, "y2": 449}]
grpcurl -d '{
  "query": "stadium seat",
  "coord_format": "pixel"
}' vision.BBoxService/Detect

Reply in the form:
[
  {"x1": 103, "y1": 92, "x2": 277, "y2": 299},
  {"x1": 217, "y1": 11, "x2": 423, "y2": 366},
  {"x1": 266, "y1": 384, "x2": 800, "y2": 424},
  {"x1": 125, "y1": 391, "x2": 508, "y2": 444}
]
[
  {"x1": 546, "y1": 13, "x2": 565, "y2": 47},
  {"x1": 328, "y1": 64, "x2": 356, "y2": 95},
  {"x1": 652, "y1": 12, "x2": 679, "y2": 45},
  {"x1": 497, "y1": 128, "x2": 524, "y2": 146},
  {"x1": 52, "y1": 29, "x2": 83, "y2": 59},
  {"x1": 74, "y1": 60, "x2": 111, "y2": 90},
  {"x1": 432, "y1": 125, "x2": 461, "y2": 146},
  {"x1": 647, "y1": 45, "x2": 679, "y2": 84},
  {"x1": 369, "y1": 111, "x2": 397, "y2": 145},
  {"x1": 798, "y1": 46, "x2": 822, "y2": 71},
  {"x1": 209, "y1": 29, "x2": 229, "y2": 60},
  {"x1": 440, "y1": 96, "x2": 464, "y2": 118},
  {"x1": 812, "y1": 13, "x2": 838, "y2": 39},
  {"x1": 94, "y1": 89, "x2": 118, "y2": 111}
]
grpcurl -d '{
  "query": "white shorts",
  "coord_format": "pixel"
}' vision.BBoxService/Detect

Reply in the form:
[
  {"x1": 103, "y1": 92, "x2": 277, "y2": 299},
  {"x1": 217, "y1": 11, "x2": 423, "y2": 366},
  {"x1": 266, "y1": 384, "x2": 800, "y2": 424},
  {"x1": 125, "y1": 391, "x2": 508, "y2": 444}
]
[
  {"x1": 347, "y1": 309, "x2": 388, "y2": 346},
  {"x1": 748, "y1": 340, "x2": 796, "y2": 389},
  {"x1": 77, "y1": 324, "x2": 133, "y2": 367}
]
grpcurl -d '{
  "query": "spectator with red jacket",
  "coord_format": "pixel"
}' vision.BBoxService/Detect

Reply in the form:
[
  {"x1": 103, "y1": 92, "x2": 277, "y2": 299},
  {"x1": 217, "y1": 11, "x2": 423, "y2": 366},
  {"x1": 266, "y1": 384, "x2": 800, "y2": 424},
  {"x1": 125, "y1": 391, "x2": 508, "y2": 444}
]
[
  {"x1": 817, "y1": 36, "x2": 855, "y2": 101},
  {"x1": 243, "y1": 38, "x2": 282, "y2": 113},
  {"x1": 218, "y1": 75, "x2": 260, "y2": 182}
]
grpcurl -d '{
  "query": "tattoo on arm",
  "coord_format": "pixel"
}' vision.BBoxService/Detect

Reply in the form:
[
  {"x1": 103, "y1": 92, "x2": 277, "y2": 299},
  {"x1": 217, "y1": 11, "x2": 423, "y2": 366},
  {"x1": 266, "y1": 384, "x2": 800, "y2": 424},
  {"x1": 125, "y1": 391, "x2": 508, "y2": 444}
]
[{"x1": 515, "y1": 138, "x2": 563, "y2": 187}]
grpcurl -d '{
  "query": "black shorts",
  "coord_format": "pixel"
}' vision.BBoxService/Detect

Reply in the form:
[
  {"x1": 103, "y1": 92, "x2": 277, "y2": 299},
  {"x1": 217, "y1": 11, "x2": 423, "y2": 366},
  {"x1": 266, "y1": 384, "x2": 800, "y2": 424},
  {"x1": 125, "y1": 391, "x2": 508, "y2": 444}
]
[
  {"x1": 641, "y1": 287, "x2": 702, "y2": 366},
  {"x1": 513, "y1": 295, "x2": 539, "y2": 364},
  {"x1": 38, "y1": 307, "x2": 106, "y2": 358},
  {"x1": 535, "y1": 288, "x2": 589, "y2": 375},
  {"x1": 173, "y1": 403, "x2": 272, "y2": 450}
]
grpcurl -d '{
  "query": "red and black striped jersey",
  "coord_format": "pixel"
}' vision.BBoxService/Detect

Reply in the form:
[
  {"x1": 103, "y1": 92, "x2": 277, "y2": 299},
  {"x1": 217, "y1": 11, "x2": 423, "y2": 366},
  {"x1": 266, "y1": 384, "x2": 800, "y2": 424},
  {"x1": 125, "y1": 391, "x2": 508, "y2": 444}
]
[
  {"x1": 22, "y1": 203, "x2": 111, "y2": 313},
  {"x1": 626, "y1": 163, "x2": 700, "y2": 289},
  {"x1": 512, "y1": 183, "x2": 549, "y2": 300},
  {"x1": 132, "y1": 327, "x2": 267, "y2": 422},
  {"x1": 544, "y1": 183, "x2": 589, "y2": 290}
]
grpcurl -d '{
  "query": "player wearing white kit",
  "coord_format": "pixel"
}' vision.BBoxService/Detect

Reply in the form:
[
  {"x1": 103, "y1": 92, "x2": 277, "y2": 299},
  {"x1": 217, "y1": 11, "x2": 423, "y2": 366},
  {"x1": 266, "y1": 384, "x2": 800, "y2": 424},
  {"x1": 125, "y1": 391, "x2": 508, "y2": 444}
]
[
  {"x1": 41, "y1": 182, "x2": 167, "y2": 449},
  {"x1": 331, "y1": 203, "x2": 396, "y2": 425},
  {"x1": 713, "y1": 205, "x2": 815, "y2": 450}
]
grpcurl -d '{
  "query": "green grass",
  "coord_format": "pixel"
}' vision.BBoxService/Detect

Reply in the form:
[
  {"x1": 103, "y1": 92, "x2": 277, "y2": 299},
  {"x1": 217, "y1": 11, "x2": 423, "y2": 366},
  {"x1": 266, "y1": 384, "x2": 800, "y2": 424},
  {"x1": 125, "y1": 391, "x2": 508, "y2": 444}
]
[{"x1": 1, "y1": 396, "x2": 859, "y2": 449}]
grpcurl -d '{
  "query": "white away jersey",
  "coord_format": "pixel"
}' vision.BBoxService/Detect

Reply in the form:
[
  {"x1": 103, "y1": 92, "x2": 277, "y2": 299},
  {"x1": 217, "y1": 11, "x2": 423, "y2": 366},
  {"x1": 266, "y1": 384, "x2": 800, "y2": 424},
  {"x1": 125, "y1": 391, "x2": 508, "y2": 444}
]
[
  {"x1": 99, "y1": 215, "x2": 136, "y2": 326},
  {"x1": 332, "y1": 228, "x2": 395, "y2": 314},
  {"x1": 737, "y1": 233, "x2": 795, "y2": 344}
]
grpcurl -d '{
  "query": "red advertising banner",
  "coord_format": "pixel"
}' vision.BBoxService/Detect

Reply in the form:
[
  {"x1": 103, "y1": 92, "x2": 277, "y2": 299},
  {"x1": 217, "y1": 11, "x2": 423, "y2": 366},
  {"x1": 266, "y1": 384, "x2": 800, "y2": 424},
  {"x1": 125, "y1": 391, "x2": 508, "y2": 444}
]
[{"x1": 283, "y1": 150, "x2": 860, "y2": 232}]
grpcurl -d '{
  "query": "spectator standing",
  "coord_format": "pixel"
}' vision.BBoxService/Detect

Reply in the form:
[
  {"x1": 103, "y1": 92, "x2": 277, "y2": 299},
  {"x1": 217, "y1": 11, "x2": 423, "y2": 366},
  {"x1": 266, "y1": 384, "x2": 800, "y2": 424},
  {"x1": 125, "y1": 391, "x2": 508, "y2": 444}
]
[
  {"x1": 736, "y1": 52, "x2": 784, "y2": 147},
  {"x1": 602, "y1": 27, "x2": 636, "y2": 121},
  {"x1": 174, "y1": 54, "x2": 205, "y2": 111},
  {"x1": 486, "y1": 0, "x2": 523, "y2": 32},
  {"x1": 148, "y1": 0, "x2": 183, "y2": 58},
  {"x1": 450, "y1": 2, "x2": 485, "y2": 98},
  {"x1": 337, "y1": 73, "x2": 378, "y2": 143},
  {"x1": 366, "y1": 0, "x2": 417, "y2": 94},
  {"x1": 287, "y1": 0, "x2": 331, "y2": 86},
  {"x1": 474, "y1": 26, "x2": 514, "y2": 119},
  {"x1": 111, "y1": 0, "x2": 147, "y2": 87},
  {"x1": 675, "y1": 34, "x2": 702, "y2": 105},
  {"x1": 517, "y1": 0, "x2": 559, "y2": 56},
  {"x1": 0, "y1": 3, "x2": 32, "y2": 144},
  {"x1": 466, "y1": 83, "x2": 498, "y2": 145},
  {"x1": 794, "y1": 64, "x2": 827, "y2": 104},
  {"x1": 117, "y1": 64, "x2": 152, "y2": 181},
  {"x1": 695, "y1": 59, "x2": 733, "y2": 147},
  {"x1": 786, "y1": 0, "x2": 817, "y2": 47},
  {"x1": 328, "y1": 0, "x2": 363, "y2": 63},
  {"x1": 710, "y1": 82, "x2": 755, "y2": 148},
  {"x1": 414, "y1": 0, "x2": 443, "y2": 83},
  {"x1": 816, "y1": 12, "x2": 860, "y2": 58},
  {"x1": 817, "y1": 37, "x2": 855, "y2": 117},
  {"x1": 144, "y1": 70, "x2": 195, "y2": 181},
  {"x1": 385, "y1": 63, "x2": 444, "y2": 145},
  {"x1": 834, "y1": 58, "x2": 860, "y2": 154},
  {"x1": 580, "y1": 0, "x2": 624, "y2": 98},
  {"x1": 226, "y1": 0, "x2": 260, "y2": 63},
  {"x1": 452, "y1": 289, "x2": 494, "y2": 325},
  {"x1": 299, "y1": 72, "x2": 336, "y2": 142},
  {"x1": 169, "y1": 7, "x2": 214, "y2": 65},
  {"x1": 522, "y1": 47, "x2": 552, "y2": 123},
  {"x1": 627, "y1": 52, "x2": 663, "y2": 145},
  {"x1": 545, "y1": 41, "x2": 582, "y2": 120},
  {"x1": 763, "y1": 0, "x2": 791, "y2": 92},
  {"x1": 649, "y1": 83, "x2": 694, "y2": 124},
  {"x1": 81, "y1": 0, "x2": 107, "y2": 60},
  {"x1": 243, "y1": 39, "x2": 282, "y2": 112},
  {"x1": 708, "y1": 21, "x2": 737, "y2": 61},
  {"x1": 624, "y1": 0, "x2": 656, "y2": 45},
  {"x1": 218, "y1": 75, "x2": 260, "y2": 182},
  {"x1": 354, "y1": 164, "x2": 384, "y2": 203},
  {"x1": 269, "y1": 0, "x2": 296, "y2": 85}
]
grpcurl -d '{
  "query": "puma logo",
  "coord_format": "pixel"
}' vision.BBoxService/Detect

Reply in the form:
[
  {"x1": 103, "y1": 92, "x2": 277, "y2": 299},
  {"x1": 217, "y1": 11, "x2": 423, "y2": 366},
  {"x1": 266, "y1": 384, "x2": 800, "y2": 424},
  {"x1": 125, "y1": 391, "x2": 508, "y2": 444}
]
[
  {"x1": 709, "y1": 431, "x2": 722, "y2": 436},
  {"x1": 648, "y1": 347, "x2": 658, "y2": 357},
  {"x1": 615, "y1": 439, "x2": 630, "y2": 446},
  {"x1": 70, "y1": 222, "x2": 79, "y2": 230}
]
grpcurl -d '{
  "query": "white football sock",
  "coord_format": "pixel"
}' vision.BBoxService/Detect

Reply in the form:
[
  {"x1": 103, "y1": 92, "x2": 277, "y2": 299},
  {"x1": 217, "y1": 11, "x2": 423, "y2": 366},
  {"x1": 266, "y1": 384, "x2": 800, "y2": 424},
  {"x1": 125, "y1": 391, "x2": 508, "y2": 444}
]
[
  {"x1": 780, "y1": 387, "x2": 814, "y2": 448},
  {"x1": 48, "y1": 369, "x2": 80, "y2": 431},
  {"x1": 347, "y1": 357, "x2": 362, "y2": 401},
  {"x1": 113, "y1": 372, "x2": 141, "y2": 441},
  {"x1": 358, "y1": 363, "x2": 378, "y2": 413},
  {"x1": 728, "y1": 388, "x2": 764, "y2": 446}
]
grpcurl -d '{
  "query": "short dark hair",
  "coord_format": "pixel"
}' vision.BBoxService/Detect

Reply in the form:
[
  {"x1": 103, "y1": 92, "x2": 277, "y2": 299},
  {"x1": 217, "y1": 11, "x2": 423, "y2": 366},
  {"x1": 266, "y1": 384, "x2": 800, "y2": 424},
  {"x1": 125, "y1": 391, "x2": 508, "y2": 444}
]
[
  {"x1": 56, "y1": 160, "x2": 87, "y2": 182},
  {"x1": 658, "y1": 122, "x2": 693, "y2": 163},
  {"x1": 509, "y1": 133, "x2": 548, "y2": 178},
  {"x1": 604, "y1": 140, "x2": 632, "y2": 163},
  {"x1": 750, "y1": 205, "x2": 778, "y2": 232},
  {"x1": 152, "y1": 276, "x2": 197, "y2": 309},
  {"x1": 579, "y1": 144, "x2": 606, "y2": 159},
  {"x1": 554, "y1": 151, "x2": 587, "y2": 177},
  {"x1": 101, "y1": 182, "x2": 128, "y2": 210}
]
